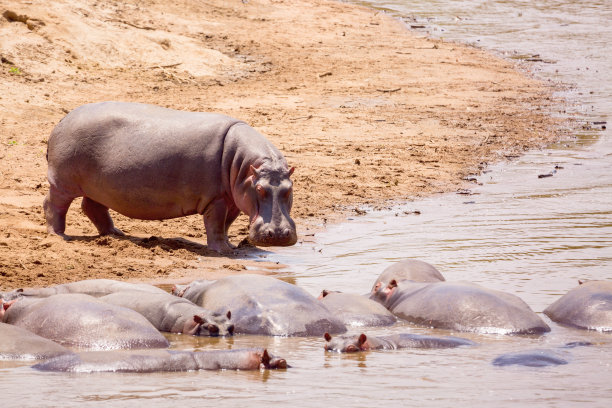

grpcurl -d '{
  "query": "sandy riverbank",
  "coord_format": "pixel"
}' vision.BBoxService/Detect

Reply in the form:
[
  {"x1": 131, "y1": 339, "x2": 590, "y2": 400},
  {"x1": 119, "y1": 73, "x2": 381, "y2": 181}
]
[{"x1": 0, "y1": 0, "x2": 561, "y2": 290}]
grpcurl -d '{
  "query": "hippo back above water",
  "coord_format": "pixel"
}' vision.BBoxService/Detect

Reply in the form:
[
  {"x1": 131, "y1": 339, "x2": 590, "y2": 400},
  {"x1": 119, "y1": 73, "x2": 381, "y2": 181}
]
[
  {"x1": 176, "y1": 274, "x2": 347, "y2": 336},
  {"x1": 544, "y1": 280, "x2": 612, "y2": 332},
  {"x1": 43, "y1": 102, "x2": 297, "y2": 252}
]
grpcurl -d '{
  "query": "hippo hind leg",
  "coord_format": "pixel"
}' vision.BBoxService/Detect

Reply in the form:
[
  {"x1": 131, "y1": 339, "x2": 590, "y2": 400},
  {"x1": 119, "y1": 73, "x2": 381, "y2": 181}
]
[
  {"x1": 81, "y1": 197, "x2": 124, "y2": 236},
  {"x1": 43, "y1": 185, "x2": 76, "y2": 238}
]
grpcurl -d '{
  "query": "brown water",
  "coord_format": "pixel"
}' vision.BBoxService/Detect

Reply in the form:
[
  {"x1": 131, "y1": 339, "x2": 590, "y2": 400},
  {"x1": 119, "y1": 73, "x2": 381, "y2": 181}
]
[{"x1": 3, "y1": 1, "x2": 612, "y2": 407}]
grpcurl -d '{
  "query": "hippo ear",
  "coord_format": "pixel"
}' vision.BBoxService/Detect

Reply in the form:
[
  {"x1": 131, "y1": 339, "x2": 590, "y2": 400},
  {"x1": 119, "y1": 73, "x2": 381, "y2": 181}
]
[
  {"x1": 388, "y1": 280, "x2": 398, "y2": 289},
  {"x1": 320, "y1": 289, "x2": 329, "y2": 299},
  {"x1": 193, "y1": 315, "x2": 205, "y2": 324},
  {"x1": 324, "y1": 332, "x2": 332, "y2": 342},
  {"x1": 358, "y1": 333, "x2": 367, "y2": 346},
  {"x1": 261, "y1": 349, "x2": 271, "y2": 368},
  {"x1": 288, "y1": 166, "x2": 295, "y2": 177},
  {"x1": 578, "y1": 280, "x2": 585, "y2": 285},
  {"x1": 249, "y1": 164, "x2": 260, "y2": 179},
  {"x1": 226, "y1": 310, "x2": 232, "y2": 320}
]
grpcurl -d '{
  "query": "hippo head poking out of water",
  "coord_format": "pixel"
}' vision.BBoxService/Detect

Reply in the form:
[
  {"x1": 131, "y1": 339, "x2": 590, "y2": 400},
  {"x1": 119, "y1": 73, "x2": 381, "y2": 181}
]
[{"x1": 237, "y1": 162, "x2": 297, "y2": 247}]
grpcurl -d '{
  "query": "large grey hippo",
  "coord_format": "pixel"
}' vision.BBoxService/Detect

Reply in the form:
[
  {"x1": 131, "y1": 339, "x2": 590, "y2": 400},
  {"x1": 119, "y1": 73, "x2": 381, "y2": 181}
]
[
  {"x1": 318, "y1": 290, "x2": 396, "y2": 327},
  {"x1": 101, "y1": 290, "x2": 234, "y2": 336},
  {"x1": 2, "y1": 294, "x2": 169, "y2": 349},
  {"x1": 32, "y1": 348, "x2": 287, "y2": 372},
  {"x1": 0, "y1": 322, "x2": 72, "y2": 360},
  {"x1": 544, "y1": 280, "x2": 612, "y2": 332},
  {"x1": 371, "y1": 280, "x2": 550, "y2": 334},
  {"x1": 175, "y1": 274, "x2": 347, "y2": 336},
  {"x1": 6, "y1": 279, "x2": 167, "y2": 299},
  {"x1": 323, "y1": 332, "x2": 475, "y2": 353},
  {"x1": 43, "y1": 101, "x2": 297, "y2": 252}
]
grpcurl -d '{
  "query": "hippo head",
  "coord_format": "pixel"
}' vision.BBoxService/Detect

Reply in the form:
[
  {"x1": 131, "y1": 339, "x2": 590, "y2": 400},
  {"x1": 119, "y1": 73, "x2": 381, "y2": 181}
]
[
  {"x1": 369, "y1": 280, "x2": 399, "y2": 306},
  {"x1": 324, "y1": 333, "x2": 371, "y2": 353},
  {"x1": 241, "y1": 163, "x2": 297, "y2": 247},
  {"x1": 0, "y1": 297, "x2": 18, "y2": 321},
  {"x1": 260, "y1": 349, "x2": 288, "y2": 369},
  {"x1": 184, "y1": 310, "x2": 234, "y2": 337}
]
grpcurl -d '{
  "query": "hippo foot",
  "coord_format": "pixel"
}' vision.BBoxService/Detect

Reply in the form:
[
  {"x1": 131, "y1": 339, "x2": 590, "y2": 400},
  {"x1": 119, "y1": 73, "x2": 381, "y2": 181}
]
[
  {"x1": 206, "y1": 240, "x2": 237, "y2": 254},
  {"x1": 99, "y1": 227, "x2": 125, "y2": 237}
]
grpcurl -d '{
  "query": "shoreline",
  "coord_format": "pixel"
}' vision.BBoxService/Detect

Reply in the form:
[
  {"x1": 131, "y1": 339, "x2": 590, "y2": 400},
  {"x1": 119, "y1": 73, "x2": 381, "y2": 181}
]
[{"x1": 0, "y1": 0, "x2": 563, "y2": 290}]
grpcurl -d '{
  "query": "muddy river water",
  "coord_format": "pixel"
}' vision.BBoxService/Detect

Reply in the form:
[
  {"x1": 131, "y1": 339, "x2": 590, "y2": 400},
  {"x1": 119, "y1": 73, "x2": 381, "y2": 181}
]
[{"x1": 3, "y1": 1, "x2": 611, "y2": 407}]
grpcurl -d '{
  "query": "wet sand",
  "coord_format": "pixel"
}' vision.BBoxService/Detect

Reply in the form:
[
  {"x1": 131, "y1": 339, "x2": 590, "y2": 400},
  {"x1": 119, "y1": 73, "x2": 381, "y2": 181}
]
[{"x1": 0, "y1": 0, "x2": 562, "y2": 290}]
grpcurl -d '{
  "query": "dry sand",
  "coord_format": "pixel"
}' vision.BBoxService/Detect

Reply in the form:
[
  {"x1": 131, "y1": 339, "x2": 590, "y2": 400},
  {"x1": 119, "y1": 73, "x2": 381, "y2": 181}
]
[{"x1": 0, "y1": 0, "x2": 562, "y2": 290}]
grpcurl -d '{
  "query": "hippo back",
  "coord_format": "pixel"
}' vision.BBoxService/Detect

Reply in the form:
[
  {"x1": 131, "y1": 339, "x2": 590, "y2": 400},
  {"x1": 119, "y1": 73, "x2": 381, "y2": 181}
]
[
  {"x1": 386, "y1": 281, "x2": 550, "y2": 334},
  {"x1": 3, "y1": 294, "x2": 169, "y2": 349},
  {"x1": 544, "y1": 281, "x2": 612, "y2": 332},
  {"x1": 0, "y1": 322, "x2": 73, "y2": 360},
  {"x1": 182, "y1": 274, "x2": 346, "y2": 336},
  {"x1": 319, "y1": 292, "x2": 396, "y2": 327},
  {"x1": 16, "y1": 279, "x2": 167, "y2": 298}
]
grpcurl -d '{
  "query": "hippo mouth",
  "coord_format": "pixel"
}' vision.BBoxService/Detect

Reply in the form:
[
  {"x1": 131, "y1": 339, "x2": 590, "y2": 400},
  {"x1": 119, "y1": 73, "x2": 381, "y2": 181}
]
[{"x1": 248, "y1": 217, "x2": 297, "y2": 247}]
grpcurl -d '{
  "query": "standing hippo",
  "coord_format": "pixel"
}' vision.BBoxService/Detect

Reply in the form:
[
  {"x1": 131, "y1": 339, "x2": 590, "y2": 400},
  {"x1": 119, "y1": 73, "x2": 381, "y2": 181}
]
[
  {"x1": 371, "y1": 280, "x2": 550, "y2": 334},
  {"x1": 544, "y1": 280, "x2": 612, "y2": 332},
  {"x1": 370, "y1": 259, "x2": 445, "y2": 294},
  {"x1": 318, "y1": 290, "x2": 396, "y2": 327},
  {"x1": 176, "y1": 274, "x2": 347, "y2": 336},
  {"x1": 0, "y1": 322, "x2": 72, "y2": 360},
  {"x1": 7, "y1": 279, "x2": 167, "y2": 299},
  {"x1": 32, "y1": 348, "x2": 287, "y2": 372},
  {"x1": 44, "y1": 102, "x2": 297, "y2": 252},
  {"x1": 101, "y1": 290, "x2": 234, "y2": 336},
  {"x1": 323, "y1": 332, "x2": 475, "y2": 353},
  {"x1": 2, "y1": 294, "x2": 169, "y2": 349}
]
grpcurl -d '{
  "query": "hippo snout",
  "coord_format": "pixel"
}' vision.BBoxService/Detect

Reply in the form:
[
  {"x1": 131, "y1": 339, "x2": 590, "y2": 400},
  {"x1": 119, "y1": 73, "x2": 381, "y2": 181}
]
[{"x1": 249, "y1": 222, "x2": 297, "y2": 247}]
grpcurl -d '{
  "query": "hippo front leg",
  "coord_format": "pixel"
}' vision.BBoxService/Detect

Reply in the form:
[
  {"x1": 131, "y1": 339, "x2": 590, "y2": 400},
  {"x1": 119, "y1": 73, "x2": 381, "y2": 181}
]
[{"x1": 203, "y1": 197, "x2": 235, "y2": 253}]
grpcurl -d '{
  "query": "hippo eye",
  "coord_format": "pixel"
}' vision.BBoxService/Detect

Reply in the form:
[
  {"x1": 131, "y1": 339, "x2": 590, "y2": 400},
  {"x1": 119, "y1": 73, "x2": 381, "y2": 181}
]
[{"x1": 256, "y1": 184, "x2": 266, "y2": 198}]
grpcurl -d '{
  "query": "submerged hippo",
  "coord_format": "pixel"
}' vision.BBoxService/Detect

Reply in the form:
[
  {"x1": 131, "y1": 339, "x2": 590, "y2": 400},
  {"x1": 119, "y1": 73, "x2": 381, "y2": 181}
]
[
  {"x1": 44, "y1": 101, "x2": 297, "y2": 252},
  {"x1": 2, "y1": 294, "x2": 169, "y2": 349},
  {"x1": 544, "y1": 280, "x2": 612, "y2": 332},
  {"x1": 0, "y1": 322, "x2": 72, "y2": 360},
  {"x1": 323, "y1": 332, "x2": 475, "y2": 353},
  {"x1": 101, "y1": 290, "x2": 234, "y2": 336},
  {"x1": 318, "y1": 290, "x2": 396, "y2": 327},
  {"x1": 7, "y1": 279, "x2": 167, "y2": 299},
  {"x1": 32, "y1": 348, "x2": 287, "y2": 372},
  {"x1": 176, "y1": 275, "x2": 347, "y2": 336},
  {"x1": 371, "y1": 259, "x2": 445, "y2": 293},
  {"x1": 492, "y1": 350, "x2": 568, "y2": 367},
  {"x1": 371, "y1": 280, "x2": 550, "y2": 334}
]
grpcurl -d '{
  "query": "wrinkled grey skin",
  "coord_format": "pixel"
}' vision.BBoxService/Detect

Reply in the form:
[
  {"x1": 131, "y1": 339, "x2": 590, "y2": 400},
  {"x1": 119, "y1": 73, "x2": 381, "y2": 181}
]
[
  {"x1": 44, "y1": 102, "x2": 297, "y2": 252},
  {"x1": 177, "y1": 275, "x2": 347, "y2": 336},
  {"x1": 0, "y1": 322, "x2": 72, "y2": 360},
  {"x1": 371, "y1": 280, "x2": 550, "y2": 334},
  {"x1": 544, "y1": 280, "x2": 612, "y2": 332},
  {"x1": 2, "y1": 294, "x2": 169, "y2": 349},
  {"x1": 5, "y1": 279, "x2": 167, "y2": 299},
  {"x1": 492, "y1": 350, "x2": 568, "y2": 367},
  {"x1": 370, "y1": 259, "x2": 445, "y2": 294},
  {"x1": 101, "y1": 290, "x2": 234, "y2": 336},
  {"x1": 323, "y1": 332, "x2": 475, "y2": 353},
  {"x1": 318, "y1": 290, "x2": 396, "y2": 327},
  {"x1": 32, "y1": 348, "x2": 288, "y2": 372}
]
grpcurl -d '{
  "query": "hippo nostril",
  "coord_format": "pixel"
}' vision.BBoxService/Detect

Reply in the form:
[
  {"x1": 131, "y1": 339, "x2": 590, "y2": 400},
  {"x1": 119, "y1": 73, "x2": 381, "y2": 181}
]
[
  {"x1": 227, "y1": 324, "x2": 235, "y2": 336},
  {"x1": 207, "y1": 324, "x2": 219, "y2": 335}
]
